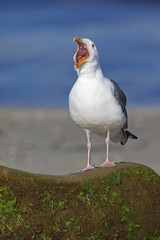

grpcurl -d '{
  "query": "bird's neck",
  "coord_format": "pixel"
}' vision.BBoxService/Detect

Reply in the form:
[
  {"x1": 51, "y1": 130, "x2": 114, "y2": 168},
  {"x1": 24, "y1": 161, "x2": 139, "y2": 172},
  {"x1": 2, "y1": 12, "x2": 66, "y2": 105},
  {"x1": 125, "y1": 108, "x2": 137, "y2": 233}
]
[{"x1": 77, "y1": 62, "x2": 104, "y2": 80}]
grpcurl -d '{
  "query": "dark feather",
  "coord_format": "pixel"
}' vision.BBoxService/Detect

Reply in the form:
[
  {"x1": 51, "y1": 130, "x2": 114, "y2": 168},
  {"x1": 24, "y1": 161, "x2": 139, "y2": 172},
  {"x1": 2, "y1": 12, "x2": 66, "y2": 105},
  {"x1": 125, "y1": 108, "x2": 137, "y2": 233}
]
[
  {"x1": 121, "y1": 130, "x2": 138, "y2": 145},
  {"x1": 110, "y1": 79, "x2": 138, "y2": 144},
  {"x1": 110, "y1": 79, "x2": 128, "y2": 128}
]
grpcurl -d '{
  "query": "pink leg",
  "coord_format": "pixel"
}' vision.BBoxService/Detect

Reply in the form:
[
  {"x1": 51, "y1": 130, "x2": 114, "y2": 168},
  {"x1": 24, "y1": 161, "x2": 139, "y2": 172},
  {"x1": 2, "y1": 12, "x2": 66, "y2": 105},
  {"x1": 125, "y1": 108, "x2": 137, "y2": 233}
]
[
  {"x1": 106, "y1": 130, "x2": 110, "y2": 162},
  {"x1": 72, "y1": 131, "x2": 95, "y2": 173},
  {"x1": 96, "y1": 131, "x2": 115, "y2": 168},
  {"x1": 87, "y1": 134, "x2": 92, "y2": 168}
]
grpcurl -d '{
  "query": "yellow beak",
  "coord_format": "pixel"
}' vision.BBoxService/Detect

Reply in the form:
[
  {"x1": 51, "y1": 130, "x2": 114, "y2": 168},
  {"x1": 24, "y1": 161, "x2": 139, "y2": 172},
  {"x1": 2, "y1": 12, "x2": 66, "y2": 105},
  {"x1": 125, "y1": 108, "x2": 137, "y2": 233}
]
[{"x1": 73, "y1": 37, "x2": 86, "y2": 45}]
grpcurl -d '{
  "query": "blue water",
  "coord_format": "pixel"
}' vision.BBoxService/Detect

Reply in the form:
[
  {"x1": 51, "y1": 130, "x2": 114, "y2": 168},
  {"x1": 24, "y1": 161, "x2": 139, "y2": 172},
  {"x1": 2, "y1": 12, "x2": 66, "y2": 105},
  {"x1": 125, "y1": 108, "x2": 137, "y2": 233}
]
[{"x1": 0, "y1": 0, "x2": 160, "y2": 108}]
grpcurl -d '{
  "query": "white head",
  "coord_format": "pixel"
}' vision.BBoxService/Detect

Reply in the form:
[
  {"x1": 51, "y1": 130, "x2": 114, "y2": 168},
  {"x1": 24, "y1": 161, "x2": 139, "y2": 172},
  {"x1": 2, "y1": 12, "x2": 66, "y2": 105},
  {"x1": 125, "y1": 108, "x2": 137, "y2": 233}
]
[{"x1": 73, "y1": 37, "x2": 100, "y2": 74}]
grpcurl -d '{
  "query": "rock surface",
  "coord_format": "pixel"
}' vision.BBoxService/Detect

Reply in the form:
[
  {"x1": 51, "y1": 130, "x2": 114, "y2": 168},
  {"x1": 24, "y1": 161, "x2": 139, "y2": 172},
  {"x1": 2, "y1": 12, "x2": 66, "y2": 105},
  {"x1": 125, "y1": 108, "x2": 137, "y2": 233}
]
[{"x1": 0, "y1": 162, "x2": 160, "y2": 240}]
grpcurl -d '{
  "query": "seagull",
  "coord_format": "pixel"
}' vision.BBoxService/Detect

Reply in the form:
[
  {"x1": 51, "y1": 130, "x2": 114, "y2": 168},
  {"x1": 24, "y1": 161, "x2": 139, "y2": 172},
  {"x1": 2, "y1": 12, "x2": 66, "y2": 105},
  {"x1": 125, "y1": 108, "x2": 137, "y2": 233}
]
[{"x1": 69, "y1": 37, "x2": 137, "y2": 172}]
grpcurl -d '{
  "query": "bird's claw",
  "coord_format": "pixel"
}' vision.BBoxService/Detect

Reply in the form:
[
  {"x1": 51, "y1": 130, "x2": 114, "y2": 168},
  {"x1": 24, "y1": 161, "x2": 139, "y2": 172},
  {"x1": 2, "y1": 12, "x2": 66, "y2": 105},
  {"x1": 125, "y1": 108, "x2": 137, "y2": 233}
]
[
  {"x1": 95, "y1": 161, "x2": 115, "y2": 168},
  {"x1": 72, "y1": 165, "x2": 95, "y2": 174}
]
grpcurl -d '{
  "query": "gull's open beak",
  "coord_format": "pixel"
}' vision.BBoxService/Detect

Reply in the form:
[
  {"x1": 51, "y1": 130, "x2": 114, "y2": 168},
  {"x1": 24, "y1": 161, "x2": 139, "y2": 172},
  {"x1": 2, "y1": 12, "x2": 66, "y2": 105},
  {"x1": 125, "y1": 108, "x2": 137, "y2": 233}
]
[{"x1": 73, "y1": 37, "x2": 90, "y2": 70}]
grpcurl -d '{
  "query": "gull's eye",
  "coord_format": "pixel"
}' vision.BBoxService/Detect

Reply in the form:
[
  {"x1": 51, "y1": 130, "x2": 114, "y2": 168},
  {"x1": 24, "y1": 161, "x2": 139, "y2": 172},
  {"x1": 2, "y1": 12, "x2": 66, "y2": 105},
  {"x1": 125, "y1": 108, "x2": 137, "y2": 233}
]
[{"x1": 92, "y1": 43, "x2": 95, "y2": 48}]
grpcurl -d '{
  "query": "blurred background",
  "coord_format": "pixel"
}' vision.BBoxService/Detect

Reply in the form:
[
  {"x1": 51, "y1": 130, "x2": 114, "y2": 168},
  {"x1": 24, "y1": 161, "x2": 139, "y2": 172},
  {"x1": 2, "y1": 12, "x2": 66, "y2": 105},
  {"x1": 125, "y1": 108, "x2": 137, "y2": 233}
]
[{"x1": 0, "y1": 0, "x2": 160, "y2": 175}]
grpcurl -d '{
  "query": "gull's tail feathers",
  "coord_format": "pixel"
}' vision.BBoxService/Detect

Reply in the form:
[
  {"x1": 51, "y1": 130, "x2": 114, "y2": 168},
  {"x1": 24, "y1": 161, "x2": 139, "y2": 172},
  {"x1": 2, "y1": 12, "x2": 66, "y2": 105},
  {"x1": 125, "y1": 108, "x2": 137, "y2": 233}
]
[{"x1": 121, "y1": 130, "x2": 138, "y2": 145}]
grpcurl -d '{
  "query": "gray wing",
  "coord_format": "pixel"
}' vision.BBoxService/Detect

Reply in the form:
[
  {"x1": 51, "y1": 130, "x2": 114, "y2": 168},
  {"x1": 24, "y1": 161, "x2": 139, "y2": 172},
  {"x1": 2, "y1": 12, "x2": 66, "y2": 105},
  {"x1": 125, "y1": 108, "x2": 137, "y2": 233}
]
[{"x1": 111, "y1": 79, "x2": 128, "y2": 128}]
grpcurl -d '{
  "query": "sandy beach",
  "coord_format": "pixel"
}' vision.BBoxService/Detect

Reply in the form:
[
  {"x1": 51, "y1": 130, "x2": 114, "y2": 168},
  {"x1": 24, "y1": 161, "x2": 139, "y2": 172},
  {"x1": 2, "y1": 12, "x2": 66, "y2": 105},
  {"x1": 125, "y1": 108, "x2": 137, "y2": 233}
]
[{"x1": 0, "y1": 108, "x2": 159, "y2": 175}]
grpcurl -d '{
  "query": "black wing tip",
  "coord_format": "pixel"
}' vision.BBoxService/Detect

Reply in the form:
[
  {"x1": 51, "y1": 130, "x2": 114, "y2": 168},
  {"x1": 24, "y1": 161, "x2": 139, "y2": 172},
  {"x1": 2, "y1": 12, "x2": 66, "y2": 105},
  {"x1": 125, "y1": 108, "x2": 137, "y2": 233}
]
[
  {"x1": 121, "y1": 130, "x2": 138, "y2": 145},
  {"x1": 126, "y1": 130, "x2": 138, "y2": 139}
]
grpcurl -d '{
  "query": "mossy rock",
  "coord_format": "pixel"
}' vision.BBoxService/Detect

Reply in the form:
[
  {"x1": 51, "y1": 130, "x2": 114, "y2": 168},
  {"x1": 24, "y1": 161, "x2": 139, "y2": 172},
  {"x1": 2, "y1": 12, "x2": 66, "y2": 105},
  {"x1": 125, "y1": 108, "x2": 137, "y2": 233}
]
[{"x1": 0, "y1": 162, "x2": 160, "y2": 240}]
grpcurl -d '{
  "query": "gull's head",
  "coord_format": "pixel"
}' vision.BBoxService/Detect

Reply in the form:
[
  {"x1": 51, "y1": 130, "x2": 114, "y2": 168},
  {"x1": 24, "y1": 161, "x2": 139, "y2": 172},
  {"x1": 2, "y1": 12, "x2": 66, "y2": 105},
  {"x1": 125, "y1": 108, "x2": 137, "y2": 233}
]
[{"x1": 73, "y1": 37, "x2": 99, "y2": 72}]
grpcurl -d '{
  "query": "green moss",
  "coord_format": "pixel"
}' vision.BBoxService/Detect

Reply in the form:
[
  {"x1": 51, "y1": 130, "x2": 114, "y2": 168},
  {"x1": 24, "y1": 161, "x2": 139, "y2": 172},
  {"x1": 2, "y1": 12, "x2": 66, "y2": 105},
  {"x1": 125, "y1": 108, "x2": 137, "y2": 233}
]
[
  {"x1": 58, "y1": 200, "x2": 67, "y2": 209},
  {"x1": 113, "y1": 230, "x2": 120, "y2": 240},
  {"x1": 107, "y1": 171, "x2": 122, "y2": 186},
  {"x1": 145, "y1": 170, "x2": 160, "y2": 182},
  {"x1": 89, "y1": 230, "x2": 109, "y2": 240},
  {"x1": 97, "y1": 209, "x2": 105, "y2": 219},
  {"x1": 77, "y1": 191, "x2": 87, "y2": 201},
  {"x1": 134, "y1": 168, "x2": 144, "y2": 175},
  {"x1": 0, "y1": 186, "x2": 17, "y2": 233},
  {"x1": 122, "y1": 168, "x2": 131, "y2": 176},
  {"x1": 52, "y1": 217, "x2": 61, "y2": 233},
  {"x1": 120, "y1": 204, "x2": 132, "y2": 226},
  {"x1": 122, "y1": 205, "x2": 132, "y2": 217},
  {"x1": 0, "y1": 186, "x2": 32, "y2": 238},
  {"x1": 42, "y1": 232, "x2": 52, "y2": 240},
  {"x1": 77, "y1": 182, "x2": 95, "y2": 204},
  {"x1": 42, "y1": 191, "x2": 56, "y2": 214},
  {"x1": 111, "y1": 191, "x2": 121, "y2": 204},
  {"x1": 121, "y1": 216, "x2": 128, "y2": 224},
  {"x1": 128, "y1": 223, "x2": 141, "y2": 238},
  {"x1": 65, "y1": 217, "x2": 75, "y2": 229}
]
